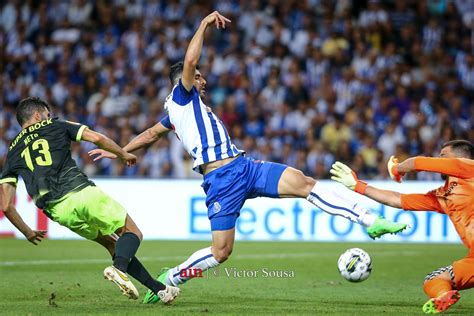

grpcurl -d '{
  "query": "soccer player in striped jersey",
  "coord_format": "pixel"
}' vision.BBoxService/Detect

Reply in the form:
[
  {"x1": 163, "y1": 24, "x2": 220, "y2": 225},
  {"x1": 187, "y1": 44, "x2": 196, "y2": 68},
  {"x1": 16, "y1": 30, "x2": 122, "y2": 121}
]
[
  {"x1": 89, "y1": 11, "x2": 406, "y2": 303},
  {"x1": 331, "y1": 140, "x2": 474, "y2": 314}
]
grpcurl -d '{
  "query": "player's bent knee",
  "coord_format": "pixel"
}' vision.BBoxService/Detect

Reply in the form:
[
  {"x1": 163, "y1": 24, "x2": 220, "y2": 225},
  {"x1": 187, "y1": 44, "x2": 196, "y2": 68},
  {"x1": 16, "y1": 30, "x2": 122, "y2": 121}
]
[
  {"x1": 297, "y1": 174, "x2": 316, "y2": 197},
  {"x1": 304, "y1": 176, "x2": 316, "y2": 192},
  {"x1": 134, "y1": 229, "x2": 143, "y2": 241},
  {"x1": 122, "y1": 226, "x2": 143, "y2": 241},
  {"x1": 284, "y1": 168, "x2": 316, "y2": 197},
  {"x1": 213, "y1": 246, "x2": 233, "y2": 263}
]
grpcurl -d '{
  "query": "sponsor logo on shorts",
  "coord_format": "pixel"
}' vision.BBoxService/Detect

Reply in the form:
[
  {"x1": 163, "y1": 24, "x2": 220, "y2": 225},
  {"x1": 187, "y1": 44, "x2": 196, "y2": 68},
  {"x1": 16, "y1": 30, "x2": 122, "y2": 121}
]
[{"x1": 213, "y1": 202, "x2": 221, "y2": 214}]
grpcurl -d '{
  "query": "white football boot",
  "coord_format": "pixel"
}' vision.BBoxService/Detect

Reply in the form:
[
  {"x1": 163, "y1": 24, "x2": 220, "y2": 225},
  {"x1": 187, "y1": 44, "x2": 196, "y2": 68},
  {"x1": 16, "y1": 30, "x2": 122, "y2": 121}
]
[
  {"x1": 103, "y1": 265, "x2": 139, "y2": 300},
  {"x1": 157, "y1": 285, "x2": 181, "y2": 304}
]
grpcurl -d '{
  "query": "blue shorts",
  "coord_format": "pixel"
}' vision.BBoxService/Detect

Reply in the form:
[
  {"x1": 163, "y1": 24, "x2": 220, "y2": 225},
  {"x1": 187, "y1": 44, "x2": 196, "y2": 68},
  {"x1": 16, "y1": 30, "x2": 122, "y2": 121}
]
[{"x1": 201, "y1": 155, "x2": 287, "y2": 231}]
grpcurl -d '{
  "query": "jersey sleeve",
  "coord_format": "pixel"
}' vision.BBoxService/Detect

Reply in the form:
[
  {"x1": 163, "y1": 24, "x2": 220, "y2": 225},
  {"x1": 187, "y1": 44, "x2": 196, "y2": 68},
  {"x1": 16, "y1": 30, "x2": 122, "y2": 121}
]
[
  {"x1": 400, "y1": 191, "x2": 444, "y2": 213},
  {"x1": 0, "y1": 156, "x2": 18, "y2": 186},
  {"x1": 56, "y1": 119, "x2": 88, "y2": 142},
  {"x1": 171, "y1": 79, "x2": 195, "y2": 106},
  {"x1": 160, "y1": 115, "x2": 172, "y2": 129},
  {"x1": 414, "y1": 157, "x2": 474, "y2": 179}
]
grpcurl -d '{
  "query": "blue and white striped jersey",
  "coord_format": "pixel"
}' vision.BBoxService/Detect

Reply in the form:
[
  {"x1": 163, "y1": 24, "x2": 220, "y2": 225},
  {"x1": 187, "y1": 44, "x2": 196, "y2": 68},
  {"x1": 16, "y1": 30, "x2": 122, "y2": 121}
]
[{"x1": 162, "y1": 80, "x2": 242, "y2": 173}]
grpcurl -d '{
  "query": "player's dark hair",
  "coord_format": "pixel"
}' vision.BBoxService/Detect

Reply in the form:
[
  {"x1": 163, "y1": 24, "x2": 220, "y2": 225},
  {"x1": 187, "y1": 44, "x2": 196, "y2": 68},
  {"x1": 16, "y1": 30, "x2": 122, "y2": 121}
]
[
  {"x1": 442, "y1": 140, "x2": 474, "y2": 159},
  {"x1": 16, "y1": 97, "x2": 51, "y2": 126},
  {"x1": 169, "y1": 61, "x2": 200, "y2": 85}
]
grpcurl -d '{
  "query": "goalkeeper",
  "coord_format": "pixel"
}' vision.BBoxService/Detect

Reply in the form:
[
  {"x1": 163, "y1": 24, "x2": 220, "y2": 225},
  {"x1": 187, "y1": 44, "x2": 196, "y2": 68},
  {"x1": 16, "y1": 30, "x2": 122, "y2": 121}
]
[{"x1": 330, "y1": 140, "x2": 474, "y2": 314}]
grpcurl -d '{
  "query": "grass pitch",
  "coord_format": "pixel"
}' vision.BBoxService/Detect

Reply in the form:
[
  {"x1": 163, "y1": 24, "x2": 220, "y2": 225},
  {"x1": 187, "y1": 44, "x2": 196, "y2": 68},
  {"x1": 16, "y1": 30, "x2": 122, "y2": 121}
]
[{"x1": 1, "y1": 239, "x2": 473, "y2": 315}]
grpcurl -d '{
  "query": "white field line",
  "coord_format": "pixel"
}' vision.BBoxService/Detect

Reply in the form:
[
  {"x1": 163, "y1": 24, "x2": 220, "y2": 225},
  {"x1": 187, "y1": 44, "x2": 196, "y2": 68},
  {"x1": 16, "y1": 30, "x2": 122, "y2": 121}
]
[{"x1": 0, "y1": 251, "x2": 419, "y2": 267}]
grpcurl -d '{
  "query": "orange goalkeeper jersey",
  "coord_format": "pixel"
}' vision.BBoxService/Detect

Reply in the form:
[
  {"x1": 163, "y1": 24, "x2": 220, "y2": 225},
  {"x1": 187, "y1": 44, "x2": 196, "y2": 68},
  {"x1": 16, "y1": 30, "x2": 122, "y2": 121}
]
[{"x1": 400, "y1": 157, "x2": 474, "y2": 252}]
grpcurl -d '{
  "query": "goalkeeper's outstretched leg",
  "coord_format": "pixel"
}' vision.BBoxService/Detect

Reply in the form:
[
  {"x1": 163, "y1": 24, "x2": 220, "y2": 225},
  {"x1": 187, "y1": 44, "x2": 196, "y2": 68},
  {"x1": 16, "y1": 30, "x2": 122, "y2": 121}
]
[{"x1": 422, "y1": 256, "x2": 474, "y2": 313}]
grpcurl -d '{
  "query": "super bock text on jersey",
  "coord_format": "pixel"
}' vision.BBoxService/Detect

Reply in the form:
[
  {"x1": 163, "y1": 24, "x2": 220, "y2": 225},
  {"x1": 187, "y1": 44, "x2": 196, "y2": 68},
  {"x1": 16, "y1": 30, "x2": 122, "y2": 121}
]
[{"x1": 0, "y1": 118, "x2": 94, "y2": 210}]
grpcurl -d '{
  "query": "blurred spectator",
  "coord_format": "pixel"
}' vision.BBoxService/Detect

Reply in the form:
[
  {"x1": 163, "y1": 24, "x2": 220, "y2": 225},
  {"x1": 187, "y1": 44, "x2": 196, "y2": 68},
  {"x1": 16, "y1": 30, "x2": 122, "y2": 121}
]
[
  {"x1": 321, "y1": 114, "x2": 351, "y2": 153},
  {"x1": 377, "y1": 122, "x2": 405, "y2": 159}
]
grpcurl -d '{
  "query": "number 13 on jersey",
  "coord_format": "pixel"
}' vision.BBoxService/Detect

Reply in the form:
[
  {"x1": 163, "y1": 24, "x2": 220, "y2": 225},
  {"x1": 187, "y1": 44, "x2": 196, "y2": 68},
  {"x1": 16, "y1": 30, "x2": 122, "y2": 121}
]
[{"x1": 21, "y1": 139, "x2": 53, "y2": 171}]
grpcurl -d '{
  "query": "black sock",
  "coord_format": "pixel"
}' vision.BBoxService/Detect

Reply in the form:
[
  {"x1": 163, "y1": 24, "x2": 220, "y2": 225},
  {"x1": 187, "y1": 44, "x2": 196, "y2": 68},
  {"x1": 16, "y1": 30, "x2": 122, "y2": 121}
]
[
  {"x1": 113, "y1": 232, "x2": 140, "y2": 272},
  {"x1": 128, "y1": 257, "x2": 166, "y2": 293}
]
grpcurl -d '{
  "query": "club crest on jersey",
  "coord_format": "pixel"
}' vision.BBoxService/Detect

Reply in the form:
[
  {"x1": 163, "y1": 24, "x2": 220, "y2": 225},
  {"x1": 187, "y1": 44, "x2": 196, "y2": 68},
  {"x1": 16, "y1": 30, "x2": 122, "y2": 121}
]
[
  {"x1": 442, "y1": 182, "x2": 458, "y2": 197},
  {"x1": 212, "y1": 202, "x2": 221, "y2": 214}
]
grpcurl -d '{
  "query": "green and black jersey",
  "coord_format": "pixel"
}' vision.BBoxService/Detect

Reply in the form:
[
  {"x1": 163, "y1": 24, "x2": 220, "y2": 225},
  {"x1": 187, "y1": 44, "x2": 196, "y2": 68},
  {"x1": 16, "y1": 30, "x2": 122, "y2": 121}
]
[{"x1": 0, "y1": 118, "x2": 94, "y2": 209}]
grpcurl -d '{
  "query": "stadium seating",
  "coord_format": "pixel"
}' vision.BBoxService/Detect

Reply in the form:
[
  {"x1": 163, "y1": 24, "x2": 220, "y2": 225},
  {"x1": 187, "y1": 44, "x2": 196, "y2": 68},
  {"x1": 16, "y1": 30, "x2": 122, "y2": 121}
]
[{"x1": 1, "y1": 0, "x2": 472, "y2": 179}]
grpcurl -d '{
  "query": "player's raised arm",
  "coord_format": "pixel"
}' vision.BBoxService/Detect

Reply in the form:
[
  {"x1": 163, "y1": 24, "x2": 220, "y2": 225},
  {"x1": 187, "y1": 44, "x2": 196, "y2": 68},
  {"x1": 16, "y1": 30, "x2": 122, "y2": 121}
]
[
  {"x1": 1, "y1": 183, "x2": 46, "y2": 245},
  {"x1": 181, "y1": 11, "x2": 231, "y2": 91},
  {"x1": 388, "y1": 140, "x2": 474, "y2": 181},
  {"x1": 81, "y1": 128, "x2": 137, "y2": 167},
  {"x1": 88, "y1": 117, "x2": 171, "y2": 161},
  {"x1": 392, "y1": 157, "x2": 474, "y2": 180}
]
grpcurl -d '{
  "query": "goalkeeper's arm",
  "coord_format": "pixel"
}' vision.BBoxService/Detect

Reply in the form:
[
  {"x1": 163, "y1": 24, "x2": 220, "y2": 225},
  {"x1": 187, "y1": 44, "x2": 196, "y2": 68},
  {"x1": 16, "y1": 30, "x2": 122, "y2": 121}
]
[
  {"x1": 330, "y1": 161, "x2": 402, "y2": 208},
  {"x1": 330, "y1": 161, "x2": 444, "y2": 211},
  {"x1": 363, "y1": 186, "x2": 402, "y2": 208}
]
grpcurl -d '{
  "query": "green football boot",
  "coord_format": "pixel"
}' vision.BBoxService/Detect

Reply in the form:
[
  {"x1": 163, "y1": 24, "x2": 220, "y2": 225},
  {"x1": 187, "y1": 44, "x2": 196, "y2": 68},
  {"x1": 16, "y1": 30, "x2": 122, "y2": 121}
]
[
  {"x1": 422, "y1": 290, "x2": 460, "y2": 314},
  {"x1": 142, "y1": 268, "x2": 171, "y2": 304},
  {"x1": 366, "y1": 217, "x2": 407, "y2": 239}
]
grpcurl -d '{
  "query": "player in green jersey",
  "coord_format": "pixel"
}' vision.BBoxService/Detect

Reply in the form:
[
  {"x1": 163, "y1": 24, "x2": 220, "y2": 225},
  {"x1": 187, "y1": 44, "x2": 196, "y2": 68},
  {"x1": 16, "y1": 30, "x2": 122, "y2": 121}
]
[{"x1": 0, "y1": 97, "x2": 179, "y2": 303}]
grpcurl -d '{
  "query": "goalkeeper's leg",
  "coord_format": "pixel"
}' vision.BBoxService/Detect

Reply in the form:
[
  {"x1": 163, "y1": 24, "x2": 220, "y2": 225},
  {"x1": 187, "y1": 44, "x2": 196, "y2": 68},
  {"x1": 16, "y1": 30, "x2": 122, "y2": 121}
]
[
  {"x1": 276, "y1": 167, "x2": 406, "y2": 238},
  {"x1": 422, "y1": 257, "x2": 474, "y2": 313},
  {"x1": 422, "y1": 264, "x2": 460, "y2": 314}
]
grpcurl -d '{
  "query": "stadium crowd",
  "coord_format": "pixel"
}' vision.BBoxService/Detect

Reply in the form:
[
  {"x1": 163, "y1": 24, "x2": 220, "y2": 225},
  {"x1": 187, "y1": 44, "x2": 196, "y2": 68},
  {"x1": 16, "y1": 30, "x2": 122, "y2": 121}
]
[{"x1": 1, "y1": 0, "x2": 473, "y2": 180}]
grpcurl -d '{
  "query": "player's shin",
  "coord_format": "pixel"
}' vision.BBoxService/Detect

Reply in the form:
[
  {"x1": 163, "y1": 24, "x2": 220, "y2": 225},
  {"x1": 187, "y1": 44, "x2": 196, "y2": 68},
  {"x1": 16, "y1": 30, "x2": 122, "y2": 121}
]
[
  {"x1": 168, "y1": 246, "x2": 219, "y2": 286},
  {"x1": 113, "y1": 232, "x2": 141, "y2": 272},
  {"x1": 128, "y1": 257, "x2": 166, "y2": 293},
  {"x1": 306, "y1": 182, "x2": 376, "y2": 227},
  {"x1": 424, "y1": 278, "x2": 453, "y2": 298}
]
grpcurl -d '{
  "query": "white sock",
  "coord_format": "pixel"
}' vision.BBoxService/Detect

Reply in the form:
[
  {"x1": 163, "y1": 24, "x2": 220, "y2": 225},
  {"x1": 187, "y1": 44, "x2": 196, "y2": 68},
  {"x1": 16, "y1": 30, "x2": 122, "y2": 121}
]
[
  {"x1": 306, "y1": 182, "x2": 376, "y2": 227},
  {"x1": 167, "y1": 246, "x2": 219, "y2": 286}
]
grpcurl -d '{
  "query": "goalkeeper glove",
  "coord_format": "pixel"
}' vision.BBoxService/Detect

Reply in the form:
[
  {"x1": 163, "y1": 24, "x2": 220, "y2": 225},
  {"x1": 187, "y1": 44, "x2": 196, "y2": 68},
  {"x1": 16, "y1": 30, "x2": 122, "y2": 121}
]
[
  {"x1": 387, "y1": 155, "x2": 405, "y2": 183},
  {"x1": 330, "y1": 161, "x2": 368, "y2": 195}
]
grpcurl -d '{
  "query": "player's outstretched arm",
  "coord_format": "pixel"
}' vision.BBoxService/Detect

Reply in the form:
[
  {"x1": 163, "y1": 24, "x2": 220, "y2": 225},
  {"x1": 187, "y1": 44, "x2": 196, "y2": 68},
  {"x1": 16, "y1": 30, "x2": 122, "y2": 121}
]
[
  {"x1": 181, "y1": 11, "x2": 231, "y2": 91},
  {"x1": 331, "y1": 161, "x2": 444, "y2": 212},
  {"x1": 394, "y1": 156, "x2": 474, "y2": 179},
  {"x1": 81, "y1": 128, "x2": 136, "y2": 166},
  {"x1": 1, "y1": 183, "x2": 47, "y2": 245},
  {"x1": 88, "y1": 120, "x2": 171, "y2": 161},
  {"x1": 123, "y1": 121, "x2": 171, "y2": 153},
  {"x1": 330, "y1": 161, "x2": 402, "y2": 208}
]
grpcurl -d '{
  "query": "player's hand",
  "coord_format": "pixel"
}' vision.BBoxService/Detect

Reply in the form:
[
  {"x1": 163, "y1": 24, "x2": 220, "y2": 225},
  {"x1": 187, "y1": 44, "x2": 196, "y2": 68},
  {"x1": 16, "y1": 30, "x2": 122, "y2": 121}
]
[
  {"x1": 387, "y1": 155, "x2": 405, "y2": 183},
  {"x1": 88, "y1": 149, "x2": 118, "y2": 161},
  {"x1": 330, "y1": 162, "x2": 357, "y2": 190},
  {"x1": 26, "y1": 230, "x2": 47, "y2": 245},
  {"x1": 202, "y1": 11, "x2": 231, "y2": 29},
  {"x1": 121, "y1": 153, "x2": 137, "y2": 167},
  {"x1": 330, "y1": 161, "x2": 368, "y2": 195}
]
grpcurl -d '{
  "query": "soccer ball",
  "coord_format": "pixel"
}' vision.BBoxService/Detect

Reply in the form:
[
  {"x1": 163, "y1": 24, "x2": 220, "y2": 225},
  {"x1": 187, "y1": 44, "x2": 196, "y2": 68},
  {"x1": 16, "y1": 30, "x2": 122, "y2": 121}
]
[{"x1": 337, "y1": 248, "x2": 372, "y2": 282}]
